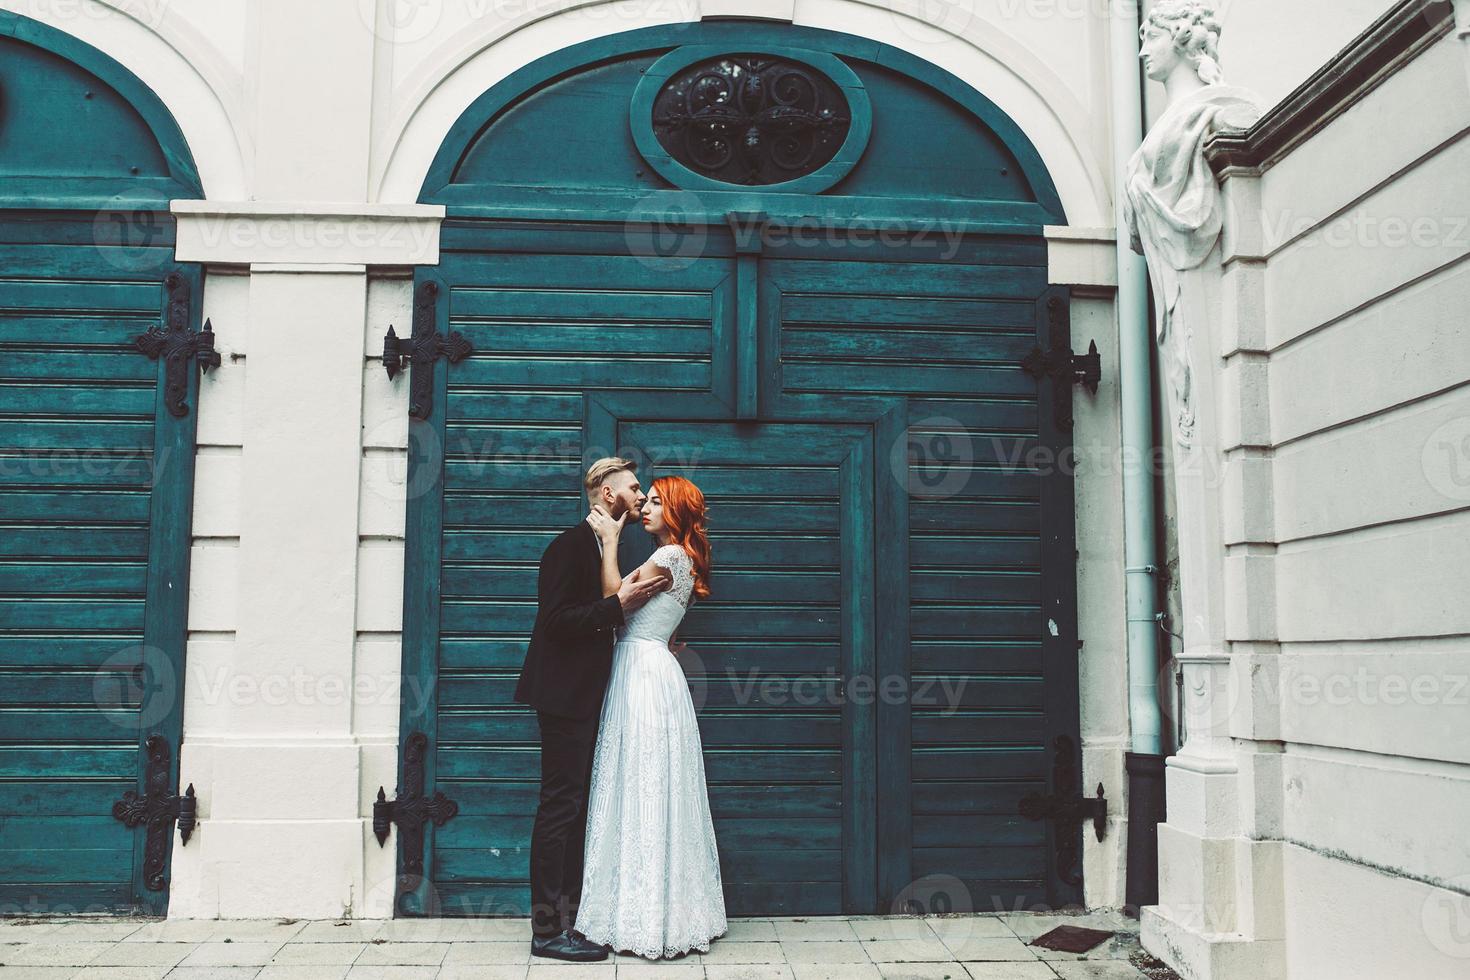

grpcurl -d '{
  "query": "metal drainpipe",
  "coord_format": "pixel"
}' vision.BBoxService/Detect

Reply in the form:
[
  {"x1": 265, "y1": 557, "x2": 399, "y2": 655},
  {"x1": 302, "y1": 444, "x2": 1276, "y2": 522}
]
[{"x1": 1110, "y1": 0, "x2": 1167, "y2": 912}]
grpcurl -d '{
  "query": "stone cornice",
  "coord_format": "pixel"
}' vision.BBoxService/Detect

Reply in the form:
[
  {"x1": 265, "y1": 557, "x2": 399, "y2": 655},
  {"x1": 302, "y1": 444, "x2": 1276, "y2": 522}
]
[
  {"x1": 171, "y1": 201, "x2": 445, "y2": 266},
  {"x1": 1043, "y1": 226, "x2": 1119, "y2": 293},
  {"x1": 1205, "y1": 0, "x2": 1456, "y2": 176}
]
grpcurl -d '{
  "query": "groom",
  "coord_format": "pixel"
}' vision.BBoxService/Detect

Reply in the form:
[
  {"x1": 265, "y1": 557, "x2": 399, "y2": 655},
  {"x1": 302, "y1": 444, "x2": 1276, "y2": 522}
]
[{"x1": 514, "y1": 457, "x2": 665, "y2": 961}]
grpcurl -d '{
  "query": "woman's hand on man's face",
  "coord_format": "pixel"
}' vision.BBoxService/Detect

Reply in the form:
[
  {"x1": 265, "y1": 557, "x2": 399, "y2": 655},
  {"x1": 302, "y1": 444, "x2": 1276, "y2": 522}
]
[{"x1": 587, "y1": 504, "x2": 625, "y2": 546}]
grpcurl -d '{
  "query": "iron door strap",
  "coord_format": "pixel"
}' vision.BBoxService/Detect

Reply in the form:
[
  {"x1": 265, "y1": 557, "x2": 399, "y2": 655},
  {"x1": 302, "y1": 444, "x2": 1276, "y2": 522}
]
[
  {"x1": 111, "y1": 733, "x2": 197, "y2": 892},
  {"x1": 383, "y1": 280, "x2": 474, "y2": 421},
  {"x1": 374, "y1": 731, "x2": 459, "y2": 878},
  {"x1": 1019, "y1": 294, "x2": 1101, "y2": 433},
  {"x1": 133, "y1": 271, "x2": 220, "y2": 418},
  {"x1": 1018, "y1": 734, "x2": 1107, "y2": 888}
]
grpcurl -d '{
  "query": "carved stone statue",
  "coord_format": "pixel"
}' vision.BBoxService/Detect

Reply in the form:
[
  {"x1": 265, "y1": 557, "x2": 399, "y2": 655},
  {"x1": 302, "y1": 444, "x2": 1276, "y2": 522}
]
[{"x1": 1121, "y1": 1, "x2": 1262, "y2": 449}]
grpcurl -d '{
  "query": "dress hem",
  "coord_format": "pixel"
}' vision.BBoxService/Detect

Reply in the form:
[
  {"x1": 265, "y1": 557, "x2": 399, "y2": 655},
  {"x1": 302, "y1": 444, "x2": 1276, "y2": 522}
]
[{"x1": 579, "y1": 925, "x2": 729, "y2": 961}]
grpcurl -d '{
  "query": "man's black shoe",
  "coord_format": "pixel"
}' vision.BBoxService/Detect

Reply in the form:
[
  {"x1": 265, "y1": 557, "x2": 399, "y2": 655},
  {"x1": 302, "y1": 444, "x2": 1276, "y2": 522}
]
[{"x1": 531, "y1": 928, "x2": 609, "y2": 962}]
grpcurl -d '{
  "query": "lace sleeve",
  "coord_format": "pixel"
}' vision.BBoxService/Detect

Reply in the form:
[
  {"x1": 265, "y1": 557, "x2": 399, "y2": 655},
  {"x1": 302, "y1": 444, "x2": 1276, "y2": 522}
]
[{"x1": 651, "y1": 544, "x2": 694, "y2": 606}]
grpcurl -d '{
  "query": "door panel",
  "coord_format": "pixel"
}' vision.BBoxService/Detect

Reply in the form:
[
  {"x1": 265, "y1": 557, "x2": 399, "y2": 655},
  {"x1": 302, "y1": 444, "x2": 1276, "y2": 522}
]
[
  {"x1": 762, "y1": 255, "x2": 1064, "y2": 909},
  {"x1": 400, "y1": 223, "x2": 1079, "y2": 917},
  {"x1": 616, "y1": 419, "x2": 875, "y2": 915},
  {"x1": 0, "y1": 226, "x2": 199, "y2": 914}
]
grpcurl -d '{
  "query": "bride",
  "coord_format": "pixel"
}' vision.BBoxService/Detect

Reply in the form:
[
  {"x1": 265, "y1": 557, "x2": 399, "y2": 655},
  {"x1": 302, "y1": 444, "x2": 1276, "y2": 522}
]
[{"x1": 575, "y1": 475, "x2": 728, "y2": 959}]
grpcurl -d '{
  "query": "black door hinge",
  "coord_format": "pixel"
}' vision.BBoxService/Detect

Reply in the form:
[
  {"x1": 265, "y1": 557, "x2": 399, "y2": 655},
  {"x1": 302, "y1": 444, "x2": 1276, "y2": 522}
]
[
  {"x1": 112, "y1": 733, "x2": 197, "y2": 891},
  {"x1": 374, "y1": 730, "x2": 459, "y2": 900},
  {"x1": 383, "y1": 280, "x2": 472, "y2": 421},
  {"x1": 134, "y1": 271, "x2": 220, "y2": 418},
  {"x1": 1020, "y1": 294, "x2": 1100, "y2": 433},
  {"x1": 1018, "y1": 734, "x2": 1106, "y2": 888}
]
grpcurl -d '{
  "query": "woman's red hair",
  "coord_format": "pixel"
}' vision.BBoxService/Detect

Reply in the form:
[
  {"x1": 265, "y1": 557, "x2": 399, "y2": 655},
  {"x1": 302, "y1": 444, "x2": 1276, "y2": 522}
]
[{"x1": 651, "y1": 475, "x2": 711, "y2": 599}]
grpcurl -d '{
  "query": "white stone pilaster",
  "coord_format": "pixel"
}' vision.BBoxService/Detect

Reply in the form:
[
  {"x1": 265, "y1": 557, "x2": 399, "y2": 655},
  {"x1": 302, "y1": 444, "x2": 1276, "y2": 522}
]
[
  {"x1": 165, "y1": 209, "x2": 441, "y2": 915},
  {"x1": 1141, "y1": 168, "x2": 1286, "y2": 978}
]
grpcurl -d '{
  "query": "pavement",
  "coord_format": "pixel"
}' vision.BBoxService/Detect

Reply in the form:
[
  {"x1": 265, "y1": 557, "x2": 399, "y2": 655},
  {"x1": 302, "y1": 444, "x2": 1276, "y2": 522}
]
[{"x1": 0, "y1": 910, "x2": 1178, "y2": 980}]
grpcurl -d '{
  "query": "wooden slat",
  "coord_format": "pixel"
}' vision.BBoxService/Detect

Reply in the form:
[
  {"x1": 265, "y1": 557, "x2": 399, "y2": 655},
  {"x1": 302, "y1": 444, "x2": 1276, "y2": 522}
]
[
  {"x1": 0, "y1": 350, "x2": 155, "y2": 382},
  {"x1": 0, "y1": 489, "x2": 150, "y2": 522},
  {"x1": 0, "y1": 279, "x2": 162, "y2": 311},
  {"x1": 0, "y1": 707, "x2": 145, "y2": 741},
  {"x1": 0, "y1": 526, "x2": 150, "y2": 559},
  {"x1": 0, "y1": 450, "x2": 154, "y2": 488}
]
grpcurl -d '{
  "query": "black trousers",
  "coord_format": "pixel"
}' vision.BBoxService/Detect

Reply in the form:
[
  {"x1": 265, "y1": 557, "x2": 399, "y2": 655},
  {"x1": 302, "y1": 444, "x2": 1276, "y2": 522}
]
[{"x1": 528, "y1": 708, "x2": 599, "y2": 937}]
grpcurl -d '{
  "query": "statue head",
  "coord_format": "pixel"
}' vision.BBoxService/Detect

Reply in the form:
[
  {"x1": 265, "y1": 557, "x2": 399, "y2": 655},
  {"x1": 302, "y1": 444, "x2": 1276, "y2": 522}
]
[{"x1": 1140, "y1": 1, "x2": 1225, "y2": 86}]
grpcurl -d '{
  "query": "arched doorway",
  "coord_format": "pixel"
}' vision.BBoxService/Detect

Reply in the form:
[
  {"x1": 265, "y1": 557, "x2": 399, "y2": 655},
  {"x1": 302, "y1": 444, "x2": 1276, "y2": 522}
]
[
  {"x1": 0, "y1": 12, "x2": 207, "y2": 915},
  {"x1": 390, "y1": 20, "x2": 1083, "y2": 918}
]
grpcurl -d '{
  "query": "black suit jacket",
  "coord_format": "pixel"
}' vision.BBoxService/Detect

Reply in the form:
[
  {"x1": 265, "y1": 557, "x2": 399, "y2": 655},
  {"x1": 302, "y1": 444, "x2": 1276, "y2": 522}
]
[{"x1": 514, "y1": 520, "x2": 626, "y2": 719}]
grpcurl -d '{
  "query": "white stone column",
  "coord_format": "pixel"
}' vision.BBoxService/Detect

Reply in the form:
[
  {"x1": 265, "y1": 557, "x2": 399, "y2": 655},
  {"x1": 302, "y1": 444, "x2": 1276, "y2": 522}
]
[
  {"x1": 165, "y1": 205, "x2": 441, "y2": 918},
  {"x1": 1140, "y1": 170, "x2": 1286, "y2": 978}
]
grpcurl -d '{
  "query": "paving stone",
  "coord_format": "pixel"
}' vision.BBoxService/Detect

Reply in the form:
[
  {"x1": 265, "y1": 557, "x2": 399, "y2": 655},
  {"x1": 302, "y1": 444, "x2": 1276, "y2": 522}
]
[
  {"x1": 721, "y1": 921, "x2": 778, "y2": 942},
  {"x1": 25, "y1": 923, "x2": 146, "y2": 942},
  {"x1": 771, "y1": 919, "x2": 859, "y2": 943},
  {"x1": 614, "y1": 962, "x2": 706, "y2": 979},
  {"x1": 267, "y1": 942, "x2": 366, "y2": 965},
  {"x1": 175, "y1": 943, "x2": 285, "y2": 968},
  {"x1": 290, "y1": 922, "x2": 384, "y2": 943},
  {"x1": 861, "y1": 938, "x2": 957, "y2": 962},
  {"x1": 372, "y1": 920, "x2": 467, "y2": 943},
  {"x1": 121, "y1": 922, "x2": 221, "y2": 944},
  {"x1": 71, "y1": 968, "x2": 173, "y2": 980},
  {"x1": 1048, "y1": 963, "x2": 1150, "y2": 979},
  {"x1": 524, "y1": 964, "x2": 615, "y2": 978},
  {"x1": 962, "y1": 964, "x2": 1059, "y2": 980},
  {"x1": 779, "y1": 940, "x2": 870, "y2": 964},
  {"x1": 88, "y1": 943, "x2": 194, "y2": 967},
  {"x1": 351, "y1": 941, "x2": 449, "y2": 966},
  {"x1": 875, "y1": 963, "x2": 973, "y2": 980},
  {"x1": 701, "y1": 966, "x2": 795, "y2": 980},
  {"x1": 697, "y1": 941, "x2": 785, "y2": 965},
  {"x1": 254, "y1": 966, "x2": 351, "y2": 980},
  {"x1": 787, "y1": 965, "x2": 883, "y2": 980},
  {"x1": 440, "y1": 941, "x2": 531, "y2": 965},
  {"x1": 947, "y1": 937, "x2": 1039, "y2": 961},
  {"x1": 455, "y1": 919, "x2": 532, "y2": 943},
  {"x1": 925, "y1": 918, "x2": 1016, "y2": 945},
  {"x1": 341, "y1": 966, "x2": 441, "y2": 979},
  {"x1": 0, "y1": 940, "x2": 114, "y2": 966},
  {"x1": 203, "y1": 923, "x2": 305, "y2": 944},
  {"x1": 848, "y1": 918, "x2": 938, "y2": 942},
  {"x1": 436, "y1": 966, "x2": 529, "y2": 980}
]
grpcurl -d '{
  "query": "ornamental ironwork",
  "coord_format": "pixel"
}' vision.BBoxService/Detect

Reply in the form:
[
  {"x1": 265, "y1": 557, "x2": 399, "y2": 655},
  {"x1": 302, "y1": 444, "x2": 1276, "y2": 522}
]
[{"x1": 651, "y1": 53, "x2": 851, "y2": 185}]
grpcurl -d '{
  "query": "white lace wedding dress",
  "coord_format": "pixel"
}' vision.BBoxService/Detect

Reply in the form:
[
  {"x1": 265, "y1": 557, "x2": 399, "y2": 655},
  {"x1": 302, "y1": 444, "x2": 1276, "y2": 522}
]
[{"x1": 575, "y1": 543, "x2": 728, "y2": 959}]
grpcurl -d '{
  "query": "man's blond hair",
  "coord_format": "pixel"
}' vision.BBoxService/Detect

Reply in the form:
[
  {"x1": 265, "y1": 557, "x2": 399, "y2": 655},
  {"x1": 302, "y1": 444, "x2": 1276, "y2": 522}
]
[{"x1": 584, "y1": 457, "x2": 637, "y2": 498}]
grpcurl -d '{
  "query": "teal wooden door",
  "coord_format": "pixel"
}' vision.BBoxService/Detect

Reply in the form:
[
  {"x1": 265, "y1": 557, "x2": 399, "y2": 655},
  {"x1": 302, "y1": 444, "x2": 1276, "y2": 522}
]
[
  {"x1": 0, "y1": 9, "x2": 208, "y2": 917},
  {"x1": 0, "y1": 218, "x2": 204, "y2": 915},
  {"x1": 394, "y1": 216, "x2": 1080, "y2": 917}
]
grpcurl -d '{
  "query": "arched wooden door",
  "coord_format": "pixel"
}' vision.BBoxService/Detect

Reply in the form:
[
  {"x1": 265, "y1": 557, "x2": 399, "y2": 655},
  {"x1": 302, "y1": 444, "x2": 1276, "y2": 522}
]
[
  {"x1": 389, "y1": 22, "x2": 1085, "y2": 919},
  {"x1": 0, "y1": 12, "x2": 207, "y2": 915}
]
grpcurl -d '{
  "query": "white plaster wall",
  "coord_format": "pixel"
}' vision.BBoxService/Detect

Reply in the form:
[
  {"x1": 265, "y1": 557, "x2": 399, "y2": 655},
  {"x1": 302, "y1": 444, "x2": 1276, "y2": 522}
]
[
  {"x1": 1152, "y1": 22, "x2": 1470, "y2": 980},
  {"x1": 1071, "y1": 293, "x2": 1132, "y2": 909}
]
